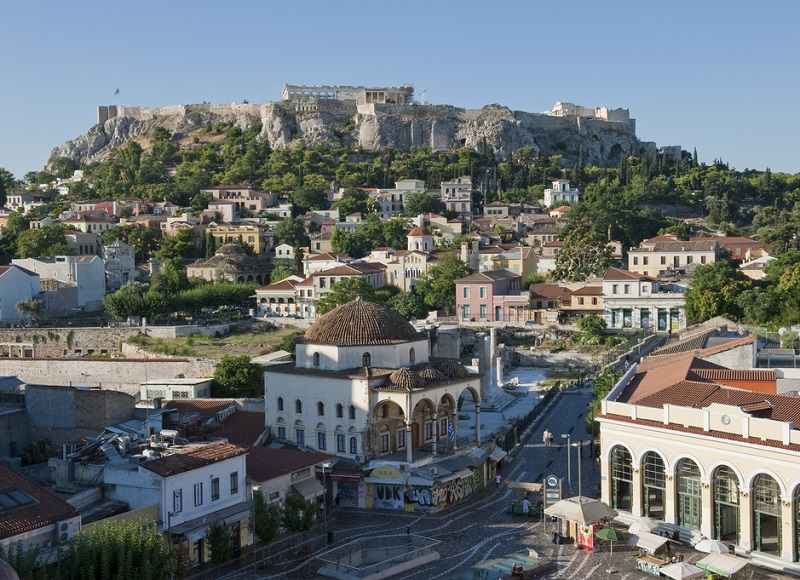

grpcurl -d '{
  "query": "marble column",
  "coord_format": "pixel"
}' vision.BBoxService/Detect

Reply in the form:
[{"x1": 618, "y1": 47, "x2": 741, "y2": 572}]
[
  {"x1": 632, "y1": 468, "x2": 643, "y2": 517},
  {"x1": 431, "y1": 412, "x2": 438, "y2": 456},
  {"x1": 700, "y1": 480, "x2": 713, "y2": 540},
  {"x1": 405, "y1": 421, "x2": 413, "y2": 463},
  {"x1": 664, "y1": 472, "x2": 677, "y2": 525},
  {"x1": 451, "y1": 411, "x2": 459, "y2": 451},
  {"x1": 781, "y1": 495, "x2": 795, "y2": 562},
  {"x1": 475, "y1": 405, "x2": 481, "y2": 444}
]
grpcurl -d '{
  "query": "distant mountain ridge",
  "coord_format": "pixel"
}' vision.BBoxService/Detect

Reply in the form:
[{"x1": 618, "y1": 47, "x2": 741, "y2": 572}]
[{"x1": 49, "y1": 98, "x2": 673, "y2": 168}]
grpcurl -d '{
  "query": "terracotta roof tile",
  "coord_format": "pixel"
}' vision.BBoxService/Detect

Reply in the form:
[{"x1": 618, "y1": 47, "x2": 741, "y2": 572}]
[
  {"x1": 0, "y1": 462, "x2": 80, "y2": 541},
  {"x1": 140, "y1": 441, "x2": 247, "y2": 477},
  {"x1": 165, "y1": 399, "x2": 235, "y2": 419},
  {"x1": 210, "y1": 411, "x2": 266, "y2": 447},
  {"x1": 246, "y1": 447, "x2": 333, "y2": 482},
  {"x1": 301, "y1": 299, "x2": 423, "y2": 346}
]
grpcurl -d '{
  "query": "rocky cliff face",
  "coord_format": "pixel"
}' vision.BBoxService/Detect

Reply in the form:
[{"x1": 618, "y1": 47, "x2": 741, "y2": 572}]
[{"x1": 49, "y1": 101, "x2": 654, "y2": 168}]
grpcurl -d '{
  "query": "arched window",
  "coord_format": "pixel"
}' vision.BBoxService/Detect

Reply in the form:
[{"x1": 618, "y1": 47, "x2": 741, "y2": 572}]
[
  {"x1": 349, "y1": 405, "x2": 356, "y2": 420},
  {"x1": 295, "y1": 399, "x2": 303, "y2": 413},
  {"x1": 336, "y1": 404, "x2": 343, "y2": 418},
  {"x1": 642, "y1": 451, "x2": 665, "y2": 519},
  {"x1": 317, "y1": 401, "x2": 325, "y2": 416},
  {"x1": 753, "y1": 473, "x2": 781, "y2": 553},
  {"x1": 676, "y1": 458, "x2": 702, "y2": 530},
  {"x1": 362, "y1": 352, "x2": 371, "y2": 367},
  {"x1": 713, "y1": 465, "x2": 740, "y2": 544},
  {"x1": 382, "y1": 404, "x2": 388, "y2": 419},
  {"x1": 409, "y1": 348, "x2": 415, "y2": 365},
  {"x1": 277, "y1": 397, "x2": 284, "y2": 411},
  {"x1": 313, "y1": 352, "x2": 320, "y2": 367},
  {"x1": 610, "y1": 445, "x2": 633, "y2": 510},
  {"x1": 349, "y1": 436, "x2": 358, "y2": 454}
]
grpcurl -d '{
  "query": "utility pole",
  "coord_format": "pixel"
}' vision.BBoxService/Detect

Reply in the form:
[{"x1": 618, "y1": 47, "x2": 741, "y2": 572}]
[{"x1": 561, "y1": 433, "x2": 571, "y2": 494}]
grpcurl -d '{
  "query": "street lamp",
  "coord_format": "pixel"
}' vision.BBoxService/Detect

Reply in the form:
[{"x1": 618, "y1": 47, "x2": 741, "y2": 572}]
[
  {"x1": 322, "y1": 462, "x2": 332, "y2": 543},
  {"x1": 251, "y1": 485, "x2": 260, "y2": 573},
  {"x1": 561, "y1": 434, "x2": 571, "y2": 494}
]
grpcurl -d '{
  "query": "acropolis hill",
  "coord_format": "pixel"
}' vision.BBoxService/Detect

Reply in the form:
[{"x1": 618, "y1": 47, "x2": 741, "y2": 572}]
[{"x1": 49, "y1": 84, "x2": 678, "y2": 168}]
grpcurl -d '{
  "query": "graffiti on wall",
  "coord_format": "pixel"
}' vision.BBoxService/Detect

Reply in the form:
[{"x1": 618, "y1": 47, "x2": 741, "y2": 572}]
[
  {"x1": 403, "y1": 474, "x2": 477, "y2": 512},
  {"x1": 372, "y1": 484, "x2": 404, "y2": 510},
  {"x1": 404, "y1": 487, "x2": 433, "y2": 512},
  {"x1": 336, "y1": 483, "x2": 358, "y2": 506}
]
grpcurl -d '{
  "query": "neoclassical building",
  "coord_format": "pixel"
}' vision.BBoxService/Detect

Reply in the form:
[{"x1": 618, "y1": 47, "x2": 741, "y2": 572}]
[
  {"x1": 599, "y1": 353, "x2": 800, "y2": 565},
  {"x1": 263, "y1": 299, "x2": 483, "y2": 466}
]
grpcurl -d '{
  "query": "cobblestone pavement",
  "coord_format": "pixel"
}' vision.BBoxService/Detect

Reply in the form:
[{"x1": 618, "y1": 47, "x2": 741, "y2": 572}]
[{"x1": 220, "y1": 387, "x2": 793, "y2": 580}]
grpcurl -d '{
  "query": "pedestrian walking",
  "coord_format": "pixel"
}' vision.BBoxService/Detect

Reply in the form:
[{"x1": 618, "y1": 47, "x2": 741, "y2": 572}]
[
  {"x1": 522, "y1": 497, "x2": 530, "y2": 517},
  {"x1": 495, "y1": 473, "x2": 501, "y2": 491}
]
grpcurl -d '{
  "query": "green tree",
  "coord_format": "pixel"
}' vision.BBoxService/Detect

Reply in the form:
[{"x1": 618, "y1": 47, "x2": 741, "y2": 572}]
[
  {"x1": 684, "y1": 257, "x2": 752, "y2": 324},
  {"x1": 206, "y1": 522, "x2": 232, "y2": 565},
  {"x1": 205, "y1": 230, "x2": 217, "y2": 259},
  {"x1": 273, "y1": 217, "x2": 309, "y2": 249},
  {"x1": 290, "y1": 184, "x2": 328, "y2": 215},
  {"x1": 523, "y1": 272, "x2": 546, "y2": 286},
  {"x1": 586, "y1": 367, "x2": 621, "y2": 436},
  {"x1": 16, "y1": 224, "x2": 75, "y2": 258},
  {"x1": 414, "y1": 254, "x2": 471, "y2": 315},
  {"x1": 59, "y1": 519, "x2": 170, "y2": 580},
  {"x1": 403, "y1": 191, "x2": 442, "y2": 216},
  {"x1": 334, "y1": 187, "x2": 373, "y2": 216},
  {"x1": 281, "y1": 492, "x2": 317, "y2": 547},
  {"x1": 150, "y1": 257, "x2": 190, "y2": 294},
  {"x1": 0, "y1": 167, "x2": 15, "y2": 207},
  {"x1": 552, "y1": 226, "x2": 613, "y2": 282},
  {"x1": 102, "y1": 224, "x2": 157, "y2": 262},
  {"x1": 15, "y1": 298, "x2": 44, "y2": 322},
  {"x1": 156, "y1": 228, "x2": 198, "y2": 260},
  {"x1": 270, "y1": 264, "x2": 296, "y2": 283},
  {"x1": 388, "y1": 290, "x2": 428, "y2": 320},
  {"x1": 253, "y1": 491, "x2": 282, "y2": 544},
  {"x1": 577, "y1": 314, "x2": 606, "y2": 336},
  {"x1": 316, "y1": 277, "x2": 377, "y2": 315},
  {"x1": 212, "y1": 355, "x2": 263, "y2": 397}
]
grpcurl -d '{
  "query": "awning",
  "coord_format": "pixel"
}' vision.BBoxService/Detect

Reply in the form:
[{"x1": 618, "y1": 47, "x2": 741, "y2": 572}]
[
  {"x1": 696, "y1": 553, "x2": 747, "y2": 577},
  {"x1": 291, "y1": 477, "x2": 324, "y2": 501},
  {"x1": 489, "y1": 448, "x2": 507, "y2": 462},
  {"x1": 169, "y1": 501, "x2": 252, "y2": 542},
  {"x1": 628, "y1": 531, "x2": 669, "y2": 553},
  {"x1": 544, "y1": 496, "x2": 617, "y2": 524}
]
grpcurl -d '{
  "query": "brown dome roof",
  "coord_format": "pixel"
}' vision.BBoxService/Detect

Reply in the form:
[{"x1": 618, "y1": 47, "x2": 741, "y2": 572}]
[
  {"x1": 302, "y1": 298, "x2": 424, "y2": 346},
  {"x1": 407, "y1": 227, "x2": 432, "y2": 237},
  {"x1": 418, "y1": 366, "x2": 446, "y2": 384},
  {"x1": 439, "y1": 359, "x2": 470, "y2": 379},
  {"x1": 387, "y1": 367, "x2": 424, "y2": 391}
]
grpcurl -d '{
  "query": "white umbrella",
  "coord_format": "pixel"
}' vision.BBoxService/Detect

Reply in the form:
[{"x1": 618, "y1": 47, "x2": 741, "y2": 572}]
[
  {"x1": 695, "y1": 538, "x2": 730, "y2": 554},
  {"x1": 659, "y1": 561, "x2": 705, "y2": 580},
  {"x1": 628, "y1": 518, "x2": 660, "y2": 534}
]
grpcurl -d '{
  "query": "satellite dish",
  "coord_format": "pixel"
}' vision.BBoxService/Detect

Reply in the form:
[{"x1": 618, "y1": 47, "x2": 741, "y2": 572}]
[{"x1": 779, "y1": 327, "x2": 788, "y2": 335}]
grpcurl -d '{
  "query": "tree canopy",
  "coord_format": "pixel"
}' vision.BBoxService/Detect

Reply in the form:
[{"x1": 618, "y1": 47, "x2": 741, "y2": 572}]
[
  {"x1": 684, "y1": 256, "x2": 753, "y2": 324},
  {"x1": 212, "y1": 355, "x2": 263, "y2": 397},
  {"x1": 414, "y1": 254, "x2": 471, "y2": 315}
]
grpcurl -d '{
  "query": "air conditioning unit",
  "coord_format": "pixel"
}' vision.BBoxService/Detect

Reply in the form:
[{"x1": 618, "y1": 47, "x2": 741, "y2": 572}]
[
  {"x1": 58, "y1": 521, "x2": 77, "y2": 544},
  {"x1": 429, "y1": 467, "x2": 438, "y2": 476},
  {"x1": 354, "y1": 455, "x2": 361, "y2": 462}
]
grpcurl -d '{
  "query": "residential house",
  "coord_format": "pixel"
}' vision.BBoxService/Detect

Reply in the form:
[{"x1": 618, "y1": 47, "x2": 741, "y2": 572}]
[
  {"x1": 6, "y1": 192, "x2": 52, "y2": 214},
  {"x1": 255, "y1": 275, "x2": 307, "y2": 317},
  {"x1": 13, "y1": 256, "x2": 105, "y2": 312},
  {"x1": 101, "y1": 240, "x2": 136, "y2": 292},
  {"x1": 206, "y1": 222, "x2": 268, "y2": 254},
  {"x1": 441, "y1": 176, "x2": 474, "y2": 223},
  {"x1": 312, "y1": 262, "x2": 386, "y2": 301},
  {"x1": 274, "y1": 243, "x2": 296, "y2": 263},
  {"x1": 103, "y1": 441, "x2": 249, "y2": 566},
  {"x1": 303, "y1": 252, "x2": 352, "y2": 275},
  {"x1": 64, "y1": 230, "x2": 100, "y2": 256},
  {"x1": 455, "y1": 270, "x2": 530, "y2": 323},
  {"x1": 205, "y1": 200, "x2": 236, "y2": 223},
  {"x1": 247, "y1": 447, "x2": 331, "y2": 506},
  {"x1": 140, "y1": 379, "x2": 213, "y2": 401},
  {"x1": 628, "y1": 234, "x2": 720, "y2": 278},
  {"x1": 549, "y1": 205, "x2": 572, "y2": 219},
  {"x1": 61, "y1": 214, "x2": 115, "y2": 234},
  {"x1": 543, "y1": 179, "x2": 579, "y2": 208},
  {"x1": 379, "y1": 249, "x2": 432, "y2": 292},
  {"x1": 565, "y1": 284, "x2": 604, "y2": 319},
  {"x1": 690, "y1": 236, "x2": 765, "y2": 262},
  {"x1": 602, "y1": 266, "x2": 687, "y2": 331},
  {"x1": 0, "y1": 265, "x2": 41, "y2": 324},
  {"x1": 0, "y1": 462, "x2": 81, "y2": 559},
  {"x1": 537, "y1": 241, "x2": 563, "y2": 273},
  {"x1": 200, "y1": 186, "x2": 278, "y2": 215},
  {"x1": 528, "y1": 283, "x2": 573, "y2": 324}
]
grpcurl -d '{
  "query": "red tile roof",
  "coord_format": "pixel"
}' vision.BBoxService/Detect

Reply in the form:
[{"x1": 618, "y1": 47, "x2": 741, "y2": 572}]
[
  {"x1": 0, "y1": 462, "x2": 80, "y2": 541},
  {"x1": 165, "y1": 399, "x2": 235, "y2": 419},
  {"x1": 246, "y1": 447, "x2": 334, "y2": 482},
  {"x1": 140, "y1": 441, "x2": 247, "y2": 477},
  {"x1": 210, "y1": 411, "x2": 266, "y2": 448}
]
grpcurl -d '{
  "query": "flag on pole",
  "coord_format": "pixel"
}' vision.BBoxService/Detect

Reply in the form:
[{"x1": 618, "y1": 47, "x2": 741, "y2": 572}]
[
  {"x1": 114, "y1": 88, "x2": 119, "y2": 96},
  {"x1": 448, "y1": 422, "x2": 454, "y2": 442}
]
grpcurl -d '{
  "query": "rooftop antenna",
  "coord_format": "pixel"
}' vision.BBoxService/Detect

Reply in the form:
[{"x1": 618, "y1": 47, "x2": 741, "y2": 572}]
[{"x1": 419, "y1": 90, "x2": 427, "y2": 105}]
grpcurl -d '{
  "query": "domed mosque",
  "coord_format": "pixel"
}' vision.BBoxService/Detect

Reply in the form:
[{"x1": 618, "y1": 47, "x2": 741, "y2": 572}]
[{"x1": 263, "y1": 298, "x2": 488, "y2": 508}]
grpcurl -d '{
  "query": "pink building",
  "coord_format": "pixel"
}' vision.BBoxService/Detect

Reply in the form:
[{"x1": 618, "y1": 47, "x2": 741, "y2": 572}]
[{"x1": 454, "y1": 270, "x2": 531, "y2": 323}]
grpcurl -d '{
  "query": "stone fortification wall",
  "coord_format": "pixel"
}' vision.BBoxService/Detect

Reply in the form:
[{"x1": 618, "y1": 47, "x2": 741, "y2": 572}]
[
  {"x1": 0, "y1": 327, "x2": 142, "y2": 358},
  {"x1": 1, "y1": 358, "x2": 215, "y2": 396},
  {"x1": 57, "y1": 98, "x2": 651, "y2": 170}
]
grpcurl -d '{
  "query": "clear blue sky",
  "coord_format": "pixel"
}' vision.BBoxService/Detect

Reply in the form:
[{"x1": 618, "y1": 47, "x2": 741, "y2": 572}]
[{"x1": 2, "y1": 0, "x2": 798, "y2": 180}]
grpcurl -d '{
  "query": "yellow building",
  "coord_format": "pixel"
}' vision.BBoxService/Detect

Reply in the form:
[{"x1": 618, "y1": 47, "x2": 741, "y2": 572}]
[{"x1": 205, "y1": 222, "x2": 268, "y2": 254}]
